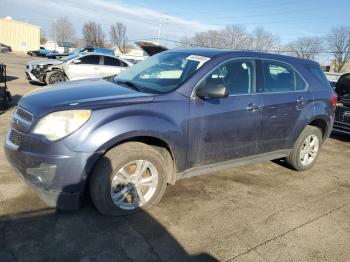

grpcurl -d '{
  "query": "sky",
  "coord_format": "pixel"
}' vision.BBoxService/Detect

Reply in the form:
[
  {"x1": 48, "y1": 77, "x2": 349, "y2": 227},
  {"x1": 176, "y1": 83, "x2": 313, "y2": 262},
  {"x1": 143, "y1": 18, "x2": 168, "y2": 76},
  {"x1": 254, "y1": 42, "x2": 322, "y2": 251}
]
[{"x1": 1, "y1": 0, "x2": 350, "y2": 49}]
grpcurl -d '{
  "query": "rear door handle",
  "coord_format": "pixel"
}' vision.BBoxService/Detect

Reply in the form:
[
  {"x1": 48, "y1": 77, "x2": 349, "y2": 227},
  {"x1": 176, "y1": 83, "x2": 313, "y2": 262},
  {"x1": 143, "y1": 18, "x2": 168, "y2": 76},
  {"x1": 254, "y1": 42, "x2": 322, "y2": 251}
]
[{"x1": 246, "y1": 103, "x2": 260, "y2": 111}]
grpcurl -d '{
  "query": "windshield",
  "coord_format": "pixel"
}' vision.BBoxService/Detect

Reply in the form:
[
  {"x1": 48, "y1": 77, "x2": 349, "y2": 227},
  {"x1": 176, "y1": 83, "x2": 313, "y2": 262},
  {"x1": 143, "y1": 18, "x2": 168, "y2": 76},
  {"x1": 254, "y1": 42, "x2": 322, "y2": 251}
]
[
  {"x1": 60, "y1": 52, "x2": 80, "y2": 62},
  {"x1": 114, "y1": 51, "x2": 210, "y2": 94}
]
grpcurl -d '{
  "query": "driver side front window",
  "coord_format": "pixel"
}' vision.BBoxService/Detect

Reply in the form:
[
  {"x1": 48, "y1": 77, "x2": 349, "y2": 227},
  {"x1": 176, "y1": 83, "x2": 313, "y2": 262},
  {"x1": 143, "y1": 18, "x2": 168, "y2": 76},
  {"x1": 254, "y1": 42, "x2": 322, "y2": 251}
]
[{"x1": 204, "y1": 59, "x2": 256, "y2": 95}]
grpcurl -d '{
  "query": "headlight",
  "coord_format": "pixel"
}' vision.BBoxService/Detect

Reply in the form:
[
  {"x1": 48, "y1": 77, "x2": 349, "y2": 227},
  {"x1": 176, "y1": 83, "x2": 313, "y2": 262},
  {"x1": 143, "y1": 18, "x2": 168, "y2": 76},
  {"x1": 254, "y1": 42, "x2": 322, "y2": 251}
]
[{"x1": 33, "y1": 110, "x2": 91, "y2": 141}]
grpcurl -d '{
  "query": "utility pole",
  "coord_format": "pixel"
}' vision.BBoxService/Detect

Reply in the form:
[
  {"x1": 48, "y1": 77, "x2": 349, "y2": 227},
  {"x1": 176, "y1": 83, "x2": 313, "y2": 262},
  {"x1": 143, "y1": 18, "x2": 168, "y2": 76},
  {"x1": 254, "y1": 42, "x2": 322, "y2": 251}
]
[{"x1": 157, "y1": 14, "x2": 164, "y2": 45}]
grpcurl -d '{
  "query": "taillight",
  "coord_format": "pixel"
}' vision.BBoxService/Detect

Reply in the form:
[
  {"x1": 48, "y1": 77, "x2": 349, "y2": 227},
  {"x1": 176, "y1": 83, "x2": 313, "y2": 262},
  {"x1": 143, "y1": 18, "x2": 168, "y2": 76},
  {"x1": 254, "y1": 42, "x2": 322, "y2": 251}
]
[{"x1": 331, "y1": 93, "x2": 337, "y2": 109}]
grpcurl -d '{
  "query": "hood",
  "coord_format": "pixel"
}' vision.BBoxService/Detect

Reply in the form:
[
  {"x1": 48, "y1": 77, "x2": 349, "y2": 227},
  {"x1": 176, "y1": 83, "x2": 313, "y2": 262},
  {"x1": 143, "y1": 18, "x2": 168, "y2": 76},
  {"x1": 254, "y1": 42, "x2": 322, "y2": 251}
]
[
  {"x1": 19, "y1": 78, "x2": 154, "y2": 116},
  {"x1": 27, "y1": 59, "x2": 62, "y2": 66},
  {"x1": 135, "y1": 41, "x2": 168, "y2": 56}
]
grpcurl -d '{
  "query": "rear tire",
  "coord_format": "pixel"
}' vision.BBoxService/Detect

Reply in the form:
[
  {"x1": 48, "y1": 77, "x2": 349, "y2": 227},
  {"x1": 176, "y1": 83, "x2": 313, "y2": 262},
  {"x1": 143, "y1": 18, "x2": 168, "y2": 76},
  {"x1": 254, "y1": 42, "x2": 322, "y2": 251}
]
[
  {"x1": 46, "y1": 71, "x2": 66, "y2": 85},
  {"x1": 286, "y1": 125, "x2": 322, "y2": 171},
  {"x1": 89, "y1": 142, "x2": 168, "y2": 216}
]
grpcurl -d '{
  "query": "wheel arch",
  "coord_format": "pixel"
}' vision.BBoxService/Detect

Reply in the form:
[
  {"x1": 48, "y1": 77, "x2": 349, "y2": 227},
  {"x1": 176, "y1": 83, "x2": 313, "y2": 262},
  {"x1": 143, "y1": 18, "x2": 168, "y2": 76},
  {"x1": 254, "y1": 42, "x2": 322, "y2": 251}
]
[
  {"x1": 87, "y1": 134, "x2": 177, "y2": 187},
  {"x1": 44, "y1": 68, "x2": 68, "y2": 84},
  {"x1": 308, "y1": 118, "x2": 329, "y2": 141},
  {"x1": 110, "y1": 136, "x2": 176, "y2": 185}
]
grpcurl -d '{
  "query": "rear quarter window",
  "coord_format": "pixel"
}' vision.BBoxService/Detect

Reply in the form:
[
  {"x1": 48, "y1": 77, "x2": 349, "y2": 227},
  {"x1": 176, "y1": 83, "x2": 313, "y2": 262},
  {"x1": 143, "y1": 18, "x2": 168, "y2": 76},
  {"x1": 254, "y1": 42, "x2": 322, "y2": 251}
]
[{"x1": 305, "y1": 64, "x2": 331, "y2": 89}]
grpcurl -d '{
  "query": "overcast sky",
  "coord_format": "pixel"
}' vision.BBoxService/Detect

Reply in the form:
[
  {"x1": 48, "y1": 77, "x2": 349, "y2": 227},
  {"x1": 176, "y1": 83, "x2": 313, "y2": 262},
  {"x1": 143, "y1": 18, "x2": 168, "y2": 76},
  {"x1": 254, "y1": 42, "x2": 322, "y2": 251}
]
[{"x1": 2, "y1": 0, "x2": 350, "y2": 48}]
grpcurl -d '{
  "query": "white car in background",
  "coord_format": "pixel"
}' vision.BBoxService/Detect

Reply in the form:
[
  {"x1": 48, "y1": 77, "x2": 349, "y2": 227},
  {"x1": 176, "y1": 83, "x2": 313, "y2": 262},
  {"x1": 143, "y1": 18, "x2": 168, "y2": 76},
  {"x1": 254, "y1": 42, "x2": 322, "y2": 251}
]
[
  {"x1": 26, "y1": 52, "x2": 132, "y2": 85},
  {"x1": 45, "y1": 53, "x2": 133, "y2": 85}
]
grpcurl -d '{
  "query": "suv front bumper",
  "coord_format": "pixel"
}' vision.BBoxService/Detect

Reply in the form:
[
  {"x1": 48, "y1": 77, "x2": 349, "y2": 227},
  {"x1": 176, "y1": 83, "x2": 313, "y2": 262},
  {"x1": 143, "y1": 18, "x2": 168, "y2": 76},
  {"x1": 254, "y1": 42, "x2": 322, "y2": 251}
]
[{"x1": 4, "y1": 131, "x2": 100, "y2": 210}]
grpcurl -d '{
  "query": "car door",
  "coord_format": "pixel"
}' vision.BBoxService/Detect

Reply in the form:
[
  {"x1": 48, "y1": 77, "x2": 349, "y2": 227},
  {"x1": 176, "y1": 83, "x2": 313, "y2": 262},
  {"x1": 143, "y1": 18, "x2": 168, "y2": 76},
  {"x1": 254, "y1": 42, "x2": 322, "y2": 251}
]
[
  {"x1": 65, "y1": 55, "x2": 101, "y2": 80},
  {"x1": 99, "y1": 56, "x2": 129, "y2": 77},
  {"x1": 257, "y1": 59, "x2": 312, "y2": 153},
  {"x1": 187, "y1": 59, "x2": 263, "y2": 168}
]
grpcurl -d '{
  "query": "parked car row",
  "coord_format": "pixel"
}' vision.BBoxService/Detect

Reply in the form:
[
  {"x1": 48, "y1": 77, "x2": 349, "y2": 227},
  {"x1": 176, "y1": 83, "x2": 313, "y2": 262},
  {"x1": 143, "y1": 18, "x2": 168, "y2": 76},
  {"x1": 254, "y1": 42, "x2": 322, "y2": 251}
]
[{"x1": 24, "y1": 42, "x2": 167, "y2": 86}]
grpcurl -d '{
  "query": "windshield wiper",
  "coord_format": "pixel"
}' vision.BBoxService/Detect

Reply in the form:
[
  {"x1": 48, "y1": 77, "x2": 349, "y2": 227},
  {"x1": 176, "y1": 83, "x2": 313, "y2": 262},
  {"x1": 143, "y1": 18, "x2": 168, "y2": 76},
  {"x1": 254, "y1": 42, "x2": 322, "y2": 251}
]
[{"x1": 114, "y1": 79, "x2": 143, "y2": 92}]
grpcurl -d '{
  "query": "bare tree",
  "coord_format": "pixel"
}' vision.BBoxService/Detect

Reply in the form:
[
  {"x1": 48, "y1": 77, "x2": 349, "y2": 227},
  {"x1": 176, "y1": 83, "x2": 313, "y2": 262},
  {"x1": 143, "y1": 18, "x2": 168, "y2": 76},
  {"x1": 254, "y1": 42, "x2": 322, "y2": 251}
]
[
  {"x1": 110, "y1": 23, "x2": 129, "y2": 53},
  {"x1": 287, "y1": 37, "x2": 323, "y2": 60},
  {"x1": 51, "y1": 16, "x2": 75, "y2": 43},
  {"x1": 178, "y1": 25, "x2": 279, "y2": 52},
  {"x1": 249, "y1": 27, "x2": 280, "y2": 52},
  {"x1": 326, "y1": 26, "x2": 350, "y2": 73},
  {"x1": 82, "y1": 21, "x2": 106, "y2": 47},
  {"x1": 223, "y1": 24, "x2": 250, "y2": 49},
  {"x1": 179, "y1": 30, "x2": 225, "y2": 48}
]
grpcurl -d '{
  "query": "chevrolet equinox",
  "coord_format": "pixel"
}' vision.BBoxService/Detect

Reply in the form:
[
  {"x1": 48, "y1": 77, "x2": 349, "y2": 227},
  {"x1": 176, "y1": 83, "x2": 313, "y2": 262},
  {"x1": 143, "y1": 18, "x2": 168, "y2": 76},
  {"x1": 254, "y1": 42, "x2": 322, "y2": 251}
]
[{"x1": 5, "y1": 49, "x2": 336, "y2": 216}]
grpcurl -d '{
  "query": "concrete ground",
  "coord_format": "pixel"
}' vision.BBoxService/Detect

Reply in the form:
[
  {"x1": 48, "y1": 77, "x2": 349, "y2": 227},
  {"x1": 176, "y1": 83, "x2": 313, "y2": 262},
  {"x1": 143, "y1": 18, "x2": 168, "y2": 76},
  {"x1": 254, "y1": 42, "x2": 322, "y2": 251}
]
[{"x1": 0, "y1": 53, "x2": 350, "y2": 262}]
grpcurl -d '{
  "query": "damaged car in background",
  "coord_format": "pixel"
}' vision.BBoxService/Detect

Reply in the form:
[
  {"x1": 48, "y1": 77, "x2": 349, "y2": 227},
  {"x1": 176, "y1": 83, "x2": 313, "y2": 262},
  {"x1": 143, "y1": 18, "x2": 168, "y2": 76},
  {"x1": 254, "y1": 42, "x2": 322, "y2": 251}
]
[
  {"x1": 26, "y1": 53, "x2": 132, "y2": 85},
  {"x1": 333, "y1": 73, "x2": 350, "y2": 135}
]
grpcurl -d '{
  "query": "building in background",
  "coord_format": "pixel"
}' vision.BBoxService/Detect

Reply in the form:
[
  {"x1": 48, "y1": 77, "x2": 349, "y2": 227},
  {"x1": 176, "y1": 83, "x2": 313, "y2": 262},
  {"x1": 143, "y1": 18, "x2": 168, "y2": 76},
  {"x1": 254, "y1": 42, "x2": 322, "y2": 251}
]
[{"x1": 0, "y1": 17, "x2": 40, "y2": 52}]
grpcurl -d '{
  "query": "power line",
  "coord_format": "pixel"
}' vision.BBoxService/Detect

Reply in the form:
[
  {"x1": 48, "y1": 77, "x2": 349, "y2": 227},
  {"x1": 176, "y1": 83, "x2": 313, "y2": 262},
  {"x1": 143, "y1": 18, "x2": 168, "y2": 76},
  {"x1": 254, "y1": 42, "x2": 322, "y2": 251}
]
[
  {"x1": 156, "y1": 38, "x2": 337, "y2": 54},
  {"x1": 198, "y1": 7, "x2": 322, "y2": 21},
  {"x1": 167, "y1": 0, "x2": 295, "y2": 15}
]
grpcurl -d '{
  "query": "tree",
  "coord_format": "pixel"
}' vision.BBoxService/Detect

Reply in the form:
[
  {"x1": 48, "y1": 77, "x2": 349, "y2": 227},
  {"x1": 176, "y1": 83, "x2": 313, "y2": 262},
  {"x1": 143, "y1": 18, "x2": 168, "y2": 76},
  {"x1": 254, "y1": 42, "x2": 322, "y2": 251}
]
[
  {"x1": 326, "y1": 26, "x2": 350, "y2": 73},
  {"x1": 177, "y1": 25, "x2": 280, "y2": 52},
  {"x1": 249, "y1": 27, "x2": 280, "y2": 52},
  {"x1": 110, "y1": 23, "x2": 129, "y2": 53},
  {"x1": 51, "y1": 16, "x2": 75, "y2": 43},
  {"x1": 179, "y1": 30, "x2": 226, "y2": 48},
  {"x1": 82, "y1": 22, "x2": 106, "y2": 47},
  {"x1": 223, "y1": 24, "x2": 250, "y2": 50},
  {"x1": 287, "y1": 37, "x2": 323, "y2": 60}
]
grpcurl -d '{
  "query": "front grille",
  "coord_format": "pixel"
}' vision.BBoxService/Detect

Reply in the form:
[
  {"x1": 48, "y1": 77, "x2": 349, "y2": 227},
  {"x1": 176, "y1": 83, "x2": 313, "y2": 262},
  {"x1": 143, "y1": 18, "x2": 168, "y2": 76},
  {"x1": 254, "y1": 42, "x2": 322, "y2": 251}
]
[
  {"x1": 9, "y1": 129, "x2": 25, "y2": 147},
  {"x1": 16, "y1": 106, "x2": 33, "y2": 123}
]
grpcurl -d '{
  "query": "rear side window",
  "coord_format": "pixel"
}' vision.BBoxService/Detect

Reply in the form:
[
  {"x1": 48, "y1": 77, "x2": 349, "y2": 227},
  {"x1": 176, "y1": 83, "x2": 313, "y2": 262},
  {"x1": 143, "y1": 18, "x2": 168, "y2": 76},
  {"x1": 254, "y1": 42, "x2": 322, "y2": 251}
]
[
  {"x1": 305, "y1": 64, "x2": 331, "y2": 89},
  {"x1": 104, "y1": 56, "x2": 128, "y2": 67},
  {"x1": 262, "y1": 60, "x2": 307, "y2": 92},
  {"x1": 79, "y1": 55, "x2": 101, "y2": 65}
]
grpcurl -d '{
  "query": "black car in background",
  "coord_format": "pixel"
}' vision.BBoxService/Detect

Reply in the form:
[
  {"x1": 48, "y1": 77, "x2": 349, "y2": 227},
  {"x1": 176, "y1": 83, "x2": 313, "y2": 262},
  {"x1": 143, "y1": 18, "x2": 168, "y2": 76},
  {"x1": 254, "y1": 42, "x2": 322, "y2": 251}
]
[
  {"x1": 0, "y1": 43, "x2": 12, "y2": 53},
  {"x1": 333, "y1": 73, "x2": 350, "y2": 135}
]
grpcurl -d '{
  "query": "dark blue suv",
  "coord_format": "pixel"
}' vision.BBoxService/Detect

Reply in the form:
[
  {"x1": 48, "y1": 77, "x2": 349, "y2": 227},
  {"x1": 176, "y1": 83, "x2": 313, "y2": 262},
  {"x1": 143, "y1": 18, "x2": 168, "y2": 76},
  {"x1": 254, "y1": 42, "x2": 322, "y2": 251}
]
[{"x1": 5, "y1": 49, "x2": 336, "y2": 216}]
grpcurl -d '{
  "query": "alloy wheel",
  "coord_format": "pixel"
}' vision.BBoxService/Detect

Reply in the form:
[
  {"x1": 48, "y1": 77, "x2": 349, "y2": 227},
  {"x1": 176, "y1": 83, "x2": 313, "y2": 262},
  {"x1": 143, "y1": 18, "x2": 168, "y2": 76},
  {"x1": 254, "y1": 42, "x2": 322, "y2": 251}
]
[
  {"x1": 299, "y1": 134, "x2": 319, "y2": 166},
  {"x1": 110, "y1": 160, "x2": 159, "y2": 210}
]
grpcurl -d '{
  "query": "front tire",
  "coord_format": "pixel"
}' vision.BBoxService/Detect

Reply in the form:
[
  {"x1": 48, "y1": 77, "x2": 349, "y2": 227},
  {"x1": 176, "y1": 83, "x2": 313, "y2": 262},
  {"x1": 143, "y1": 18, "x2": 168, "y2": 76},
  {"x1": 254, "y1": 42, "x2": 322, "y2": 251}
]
[
  {"x1": 89, "y1": 142, "x2": 168, "y2": 216},
  {"x1": 45, "y1": 71, "x2": 66, "y2": 85},
  {"x1": 286, "y1": 125, "x2": 322, "y2": 171}
]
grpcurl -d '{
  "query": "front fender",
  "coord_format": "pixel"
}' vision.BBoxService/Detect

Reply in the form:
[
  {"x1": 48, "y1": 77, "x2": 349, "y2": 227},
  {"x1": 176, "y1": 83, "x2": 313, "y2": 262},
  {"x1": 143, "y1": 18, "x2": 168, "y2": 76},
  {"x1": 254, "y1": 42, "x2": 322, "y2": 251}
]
[{"x1": 63, "y1": 98, "x2": 189, "y2": 172}]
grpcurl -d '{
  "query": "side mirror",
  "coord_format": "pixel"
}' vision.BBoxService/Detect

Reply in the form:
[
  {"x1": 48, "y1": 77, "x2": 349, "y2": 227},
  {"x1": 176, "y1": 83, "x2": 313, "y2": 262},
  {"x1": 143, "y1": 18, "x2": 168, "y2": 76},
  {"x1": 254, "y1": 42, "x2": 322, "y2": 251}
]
[
  {"x1": 196, "y1": 83, "x2": 229, "y2": 98},
  {"x1": 73, "y1": 59, "x2": 82, "y2": 64}
]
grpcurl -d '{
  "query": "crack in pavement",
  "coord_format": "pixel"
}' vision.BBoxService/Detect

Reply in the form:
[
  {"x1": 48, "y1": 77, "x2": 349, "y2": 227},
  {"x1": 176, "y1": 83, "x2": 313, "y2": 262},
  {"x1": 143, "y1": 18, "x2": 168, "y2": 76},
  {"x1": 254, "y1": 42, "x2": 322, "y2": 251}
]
[
  {"x1": 121, "y1": 217, "x2": 162, "y2": 262},
  {"x1": 224, "y1": 200, "x2": 350, "y2": 262}
]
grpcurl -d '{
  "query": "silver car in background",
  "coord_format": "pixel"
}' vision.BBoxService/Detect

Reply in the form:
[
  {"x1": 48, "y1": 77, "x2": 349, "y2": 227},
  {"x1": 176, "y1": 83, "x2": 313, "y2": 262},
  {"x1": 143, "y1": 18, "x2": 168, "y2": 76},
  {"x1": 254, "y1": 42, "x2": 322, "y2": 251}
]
[
  {"x1": 25, "y1": 58, "x2": 62, "y2": 83},
  {"x1": 26, "y1": 53, "x2": 133, "y2": 85}
]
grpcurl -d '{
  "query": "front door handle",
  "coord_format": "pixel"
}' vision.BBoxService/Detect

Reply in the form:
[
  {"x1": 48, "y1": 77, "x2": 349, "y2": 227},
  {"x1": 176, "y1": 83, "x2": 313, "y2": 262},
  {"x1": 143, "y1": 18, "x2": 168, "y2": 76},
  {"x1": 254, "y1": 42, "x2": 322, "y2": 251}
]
[
  {"x1": 246, "y1": 103, "x2": 260, "y2": 111},
  {"x1": 296, "y1": 96, "x2": 305, "y2": 104}
]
